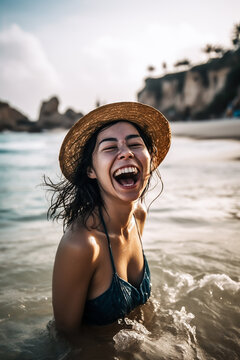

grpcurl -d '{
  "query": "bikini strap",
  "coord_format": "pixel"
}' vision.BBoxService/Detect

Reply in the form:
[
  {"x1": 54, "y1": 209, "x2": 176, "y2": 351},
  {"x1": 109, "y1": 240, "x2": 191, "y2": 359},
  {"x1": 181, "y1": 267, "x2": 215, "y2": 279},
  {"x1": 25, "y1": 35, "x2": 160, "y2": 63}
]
[{"x1": 99, "y1": 207, "x2": 117, "y2": 274}]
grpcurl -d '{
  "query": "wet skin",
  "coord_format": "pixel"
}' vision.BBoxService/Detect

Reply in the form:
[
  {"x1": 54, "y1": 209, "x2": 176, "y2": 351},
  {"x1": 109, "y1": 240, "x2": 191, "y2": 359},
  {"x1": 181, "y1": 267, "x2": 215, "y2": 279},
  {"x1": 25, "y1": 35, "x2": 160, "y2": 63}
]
[{"x1": 52, "y1": 122, "x2": 152, "y2": 336}]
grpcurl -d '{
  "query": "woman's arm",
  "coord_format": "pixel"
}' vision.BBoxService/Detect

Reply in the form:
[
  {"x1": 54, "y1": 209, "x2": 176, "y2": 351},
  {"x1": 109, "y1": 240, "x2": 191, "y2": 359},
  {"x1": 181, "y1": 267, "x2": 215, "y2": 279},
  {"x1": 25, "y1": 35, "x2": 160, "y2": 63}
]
[{"x1": 52, "y1": 231, "x2": 97, "y2": 336}]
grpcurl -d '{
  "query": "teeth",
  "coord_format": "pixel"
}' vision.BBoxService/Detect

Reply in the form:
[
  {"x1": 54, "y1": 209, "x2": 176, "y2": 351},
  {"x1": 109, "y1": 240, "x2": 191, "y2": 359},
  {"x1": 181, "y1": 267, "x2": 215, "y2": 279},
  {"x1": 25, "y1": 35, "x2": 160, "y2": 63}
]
[{"x1": 114, "y1": 166, "x2": 138, "y2": 177}]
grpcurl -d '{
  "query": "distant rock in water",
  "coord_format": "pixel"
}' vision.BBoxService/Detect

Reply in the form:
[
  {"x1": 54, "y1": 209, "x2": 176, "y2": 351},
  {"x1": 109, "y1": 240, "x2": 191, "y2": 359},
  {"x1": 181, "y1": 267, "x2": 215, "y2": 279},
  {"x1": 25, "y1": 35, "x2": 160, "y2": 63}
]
[
  {"x1": 37, "y1": 96, "x2": 83, "y2": 130},
  {"x1": 0, "y1": 96, "x2": 83, "y2": 132},
  {"x1": 138, "y1": 48, "x2": 240, "y2": 121},
  {"x1": 0, "y1": 101, "x2": 33, "y2": 132}
]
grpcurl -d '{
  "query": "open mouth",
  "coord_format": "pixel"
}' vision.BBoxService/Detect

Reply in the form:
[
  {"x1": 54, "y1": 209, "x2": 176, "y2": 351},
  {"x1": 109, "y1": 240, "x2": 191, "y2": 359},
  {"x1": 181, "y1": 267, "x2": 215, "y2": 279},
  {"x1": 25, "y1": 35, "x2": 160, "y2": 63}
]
[{"x1": 113, "y1": 166, "x2": 140, "y2": 188}]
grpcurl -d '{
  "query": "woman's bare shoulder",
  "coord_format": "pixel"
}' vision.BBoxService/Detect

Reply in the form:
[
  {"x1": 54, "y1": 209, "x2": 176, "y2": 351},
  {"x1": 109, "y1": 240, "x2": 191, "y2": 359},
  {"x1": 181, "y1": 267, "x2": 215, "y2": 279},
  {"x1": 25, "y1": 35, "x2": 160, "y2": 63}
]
[
  {"x1": 134, "y1": 202, "x2": 147, "y2": 234},
  {"x1": 57, "y1": 223, "x2": 100, "y2": 264},
  {"x1": 134, "y1": 202, "x2": 147, "y2": 221}
]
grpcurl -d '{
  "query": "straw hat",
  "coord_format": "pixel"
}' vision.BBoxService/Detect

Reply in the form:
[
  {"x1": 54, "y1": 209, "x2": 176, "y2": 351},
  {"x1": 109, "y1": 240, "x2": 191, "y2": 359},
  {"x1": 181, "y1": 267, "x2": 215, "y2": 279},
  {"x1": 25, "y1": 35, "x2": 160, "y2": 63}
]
[{"x1": 59, "y1": 102, "x2": 171, "y2": 182}]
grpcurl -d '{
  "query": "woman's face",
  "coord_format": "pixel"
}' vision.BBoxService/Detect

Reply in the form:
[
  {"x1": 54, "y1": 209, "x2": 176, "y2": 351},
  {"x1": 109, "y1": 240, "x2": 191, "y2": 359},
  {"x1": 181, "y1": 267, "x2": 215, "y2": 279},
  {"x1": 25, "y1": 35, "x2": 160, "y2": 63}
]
[{"x1": 88, "y1": 121, "x2": 151, "y2": 204}]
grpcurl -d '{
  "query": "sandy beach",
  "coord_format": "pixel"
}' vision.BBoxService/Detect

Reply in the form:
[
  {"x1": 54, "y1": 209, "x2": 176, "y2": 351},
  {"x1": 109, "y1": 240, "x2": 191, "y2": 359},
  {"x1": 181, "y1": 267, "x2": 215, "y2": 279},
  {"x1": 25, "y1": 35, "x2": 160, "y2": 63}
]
[{"x1": 171, "y1": 118, "x2": 240, "y2": 140}]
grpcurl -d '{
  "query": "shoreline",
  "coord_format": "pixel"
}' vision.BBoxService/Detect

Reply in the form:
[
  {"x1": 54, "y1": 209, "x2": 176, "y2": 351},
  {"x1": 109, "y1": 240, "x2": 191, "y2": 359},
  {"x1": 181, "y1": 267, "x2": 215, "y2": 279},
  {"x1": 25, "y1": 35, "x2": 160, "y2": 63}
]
[
  {"x1": 1, "y1": 118, "x2": 240, "y2": 141},
  {"x1": 170, "y1": 118, "x2": 240, "y2": 140}
]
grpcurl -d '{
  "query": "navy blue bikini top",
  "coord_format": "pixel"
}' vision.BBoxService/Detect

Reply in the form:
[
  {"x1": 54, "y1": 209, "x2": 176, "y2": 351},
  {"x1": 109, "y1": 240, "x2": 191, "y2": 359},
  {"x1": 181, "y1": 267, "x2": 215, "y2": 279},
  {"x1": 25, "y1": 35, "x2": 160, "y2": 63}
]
[{"x1": 82, "y1": 211, "x2": 151, "y2": 326}]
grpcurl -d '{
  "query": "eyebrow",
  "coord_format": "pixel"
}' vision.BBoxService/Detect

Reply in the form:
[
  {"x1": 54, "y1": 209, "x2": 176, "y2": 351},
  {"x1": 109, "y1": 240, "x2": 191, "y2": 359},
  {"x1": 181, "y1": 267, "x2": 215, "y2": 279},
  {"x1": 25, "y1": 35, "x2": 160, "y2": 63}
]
[{"x1": 98, "y1": 134, "x2": 140, "y2": 146}]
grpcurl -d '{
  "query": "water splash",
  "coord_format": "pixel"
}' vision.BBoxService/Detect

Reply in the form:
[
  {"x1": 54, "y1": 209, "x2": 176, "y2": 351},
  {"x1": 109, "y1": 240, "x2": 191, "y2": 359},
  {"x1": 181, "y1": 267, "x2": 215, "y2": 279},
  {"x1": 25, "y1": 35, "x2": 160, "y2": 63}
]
[
  {"x1": 113, "y1": 318, "x2": 150, "y2": 352},
  {"x1": 199, "y1": 274, "x2": 240, "y2": 293},
  {"x1": 112, "y1": 302, "x2": 206, "y2": 360}
]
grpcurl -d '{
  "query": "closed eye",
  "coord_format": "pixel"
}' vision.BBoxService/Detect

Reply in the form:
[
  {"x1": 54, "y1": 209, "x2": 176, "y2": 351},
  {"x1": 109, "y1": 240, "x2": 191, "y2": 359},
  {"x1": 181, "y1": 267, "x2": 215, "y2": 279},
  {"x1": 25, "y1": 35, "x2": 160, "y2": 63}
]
[
  {"x1": 103, "y1": 145, "x2": 118, "y2": 151},
  {"x1": 129, "y1": 143, "x2": 143, "y2": 148}
]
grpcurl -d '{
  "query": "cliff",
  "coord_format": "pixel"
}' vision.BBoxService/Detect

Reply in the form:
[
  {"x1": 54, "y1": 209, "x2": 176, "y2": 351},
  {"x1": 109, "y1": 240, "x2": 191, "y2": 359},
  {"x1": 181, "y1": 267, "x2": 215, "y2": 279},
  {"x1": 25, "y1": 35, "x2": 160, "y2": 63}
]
[
  {"x1": 138, "y1": 48, "x2": 240, "y2": 121},
  {"x1": 0, "y1": 101, "x2": 33, "y2": 132},
  {"x1": 36, "y1": 96, "x2": 83, "y2": 130},
  {"x1": 0, "y1": 96, "x2": 83, "y2": 132}
]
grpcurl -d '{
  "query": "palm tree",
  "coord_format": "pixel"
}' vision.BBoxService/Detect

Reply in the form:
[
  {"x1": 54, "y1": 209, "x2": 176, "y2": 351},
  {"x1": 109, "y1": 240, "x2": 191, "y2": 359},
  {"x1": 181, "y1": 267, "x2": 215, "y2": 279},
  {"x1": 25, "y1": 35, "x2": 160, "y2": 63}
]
[
  {"x1": 174, "y1": 59, "x2": 191, "y2": 69},
  {"x1": 232, "y1": 23, "x2": 240, "y2": 48},
  {"x1": 162, "y1": 62, "x2": 167, "y2": 71},
  {"x1": 147, "y1": 65, "x2": 155, "y2": 72},
  {"x1": 213, "y1": 46, "x2": 225, "y2": 57},
  {"x1": 146, "y1": 65, "x2": 156, "y2": 77},
  {"x1": 203, "y1": 44, "x2": 214, "y2": 59}
]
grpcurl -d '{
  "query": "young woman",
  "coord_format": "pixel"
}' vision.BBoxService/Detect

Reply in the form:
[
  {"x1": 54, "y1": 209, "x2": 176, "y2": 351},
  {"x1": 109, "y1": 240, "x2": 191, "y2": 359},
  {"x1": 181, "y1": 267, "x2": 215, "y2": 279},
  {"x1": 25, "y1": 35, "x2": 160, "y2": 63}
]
[{"x1": 46, "y1": 102, "x2": 171, "y2": 336}]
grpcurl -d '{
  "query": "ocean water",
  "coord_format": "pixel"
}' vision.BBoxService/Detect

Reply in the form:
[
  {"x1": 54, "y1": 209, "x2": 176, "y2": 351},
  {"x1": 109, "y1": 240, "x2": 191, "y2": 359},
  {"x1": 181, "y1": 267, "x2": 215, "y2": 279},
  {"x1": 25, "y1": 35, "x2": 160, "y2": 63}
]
[{"x1": 0, "y1": 130, "x2": 240, "y2": 360}]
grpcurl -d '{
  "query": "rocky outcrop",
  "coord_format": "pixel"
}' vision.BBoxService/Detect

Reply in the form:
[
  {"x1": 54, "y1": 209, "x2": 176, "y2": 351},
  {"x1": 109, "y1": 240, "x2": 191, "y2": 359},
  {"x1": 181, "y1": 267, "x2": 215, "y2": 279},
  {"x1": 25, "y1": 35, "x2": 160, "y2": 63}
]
[
  {"x1": 0, "y1": 96, "x2": 83, "y2": 132},
  {"x1": 138, "y1": 48, "x2": 240, "y2": 120},
  {"x1": 0, "y1": 101, "x2": 33, "y2": 132},
  {"x1": 37, "y1": 96, "x2": 83, "y2": 130}
]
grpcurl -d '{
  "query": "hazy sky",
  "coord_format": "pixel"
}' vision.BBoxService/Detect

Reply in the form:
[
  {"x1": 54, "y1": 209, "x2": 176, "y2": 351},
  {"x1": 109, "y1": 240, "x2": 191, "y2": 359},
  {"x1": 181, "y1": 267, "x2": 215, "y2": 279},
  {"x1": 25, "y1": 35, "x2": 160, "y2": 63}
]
[{"x1": 0, "y1": 0, "x2": 240, "y2": 119}]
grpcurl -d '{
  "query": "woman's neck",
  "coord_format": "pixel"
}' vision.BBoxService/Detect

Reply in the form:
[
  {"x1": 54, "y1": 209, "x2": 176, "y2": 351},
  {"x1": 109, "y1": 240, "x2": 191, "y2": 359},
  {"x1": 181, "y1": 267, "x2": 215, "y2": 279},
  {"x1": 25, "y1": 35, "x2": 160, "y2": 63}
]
[{"x1": 100, "y1": 200, "x2": 137, "y2": 237}]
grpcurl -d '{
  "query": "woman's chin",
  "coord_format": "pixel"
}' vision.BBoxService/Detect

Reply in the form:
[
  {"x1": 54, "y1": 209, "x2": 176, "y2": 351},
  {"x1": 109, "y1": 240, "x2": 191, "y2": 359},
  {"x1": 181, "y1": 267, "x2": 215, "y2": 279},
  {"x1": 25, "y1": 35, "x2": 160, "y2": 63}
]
[{"x1": 112, "y1": 179, "x2": 144, "y2": 202}]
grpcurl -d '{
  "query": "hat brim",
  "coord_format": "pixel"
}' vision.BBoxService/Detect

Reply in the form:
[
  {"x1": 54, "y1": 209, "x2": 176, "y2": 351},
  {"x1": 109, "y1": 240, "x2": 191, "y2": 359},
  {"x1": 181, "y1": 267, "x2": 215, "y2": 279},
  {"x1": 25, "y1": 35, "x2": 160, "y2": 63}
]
[{"x1": 59, "y1": 102, "x2": 171, "y2": 182}]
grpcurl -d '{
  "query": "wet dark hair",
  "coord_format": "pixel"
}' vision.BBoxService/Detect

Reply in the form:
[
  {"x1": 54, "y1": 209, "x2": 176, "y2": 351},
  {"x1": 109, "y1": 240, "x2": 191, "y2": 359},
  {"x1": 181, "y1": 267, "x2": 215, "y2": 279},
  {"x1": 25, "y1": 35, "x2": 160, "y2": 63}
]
[{"x1": 44, "y1": 120, "x2": 162, "y2": 230}]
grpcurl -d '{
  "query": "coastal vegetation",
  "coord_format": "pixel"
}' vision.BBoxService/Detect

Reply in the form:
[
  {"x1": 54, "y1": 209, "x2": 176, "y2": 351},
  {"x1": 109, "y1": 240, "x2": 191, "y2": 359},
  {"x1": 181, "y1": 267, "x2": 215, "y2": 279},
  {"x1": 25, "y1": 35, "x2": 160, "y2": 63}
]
[{"x1": 140, "y1": 23, "x2": 240, "y2": 121}]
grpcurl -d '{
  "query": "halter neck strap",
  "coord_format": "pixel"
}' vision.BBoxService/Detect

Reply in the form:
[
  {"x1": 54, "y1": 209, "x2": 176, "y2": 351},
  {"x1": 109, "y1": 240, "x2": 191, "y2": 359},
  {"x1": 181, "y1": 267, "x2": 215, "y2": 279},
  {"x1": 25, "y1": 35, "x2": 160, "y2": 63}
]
[
  {"x1": 99, "y1": 207, "x2": 117, "y2": 273},
  {"x1": 98, "y1": 208, "x2": 144, "y2": 274},
  {"x1": 133, "y1": 214, "x2": 144, "y2": 252}
]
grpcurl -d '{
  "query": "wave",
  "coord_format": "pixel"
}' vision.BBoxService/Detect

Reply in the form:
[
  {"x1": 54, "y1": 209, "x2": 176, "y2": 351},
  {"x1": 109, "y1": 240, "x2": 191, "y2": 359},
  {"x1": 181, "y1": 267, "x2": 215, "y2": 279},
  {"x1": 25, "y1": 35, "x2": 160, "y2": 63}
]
[
  {"x1": 160, "y1": 269, "x2": 240, "y2": 305},
  {"x1": 0, "y1": 210, "x2": 47, "y2": 224},
  {"x1": 199, "y1": 273, "x2": 240, "y2": 293}
]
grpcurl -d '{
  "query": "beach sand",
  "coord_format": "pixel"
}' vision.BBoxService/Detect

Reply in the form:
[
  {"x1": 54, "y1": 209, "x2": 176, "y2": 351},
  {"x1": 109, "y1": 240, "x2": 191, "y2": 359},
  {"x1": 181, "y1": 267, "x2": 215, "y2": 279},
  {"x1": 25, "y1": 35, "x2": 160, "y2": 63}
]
[{"x1": 171, "y1": 118, "x2": 240, "y2": 140}]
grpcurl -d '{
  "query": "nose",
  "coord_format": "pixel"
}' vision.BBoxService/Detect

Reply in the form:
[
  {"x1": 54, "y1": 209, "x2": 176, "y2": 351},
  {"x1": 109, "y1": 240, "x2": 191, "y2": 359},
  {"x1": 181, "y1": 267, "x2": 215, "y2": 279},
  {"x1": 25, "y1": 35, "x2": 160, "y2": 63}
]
[{"x1": 118, "y1": 144, "x2": 134, "y2": 160}]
